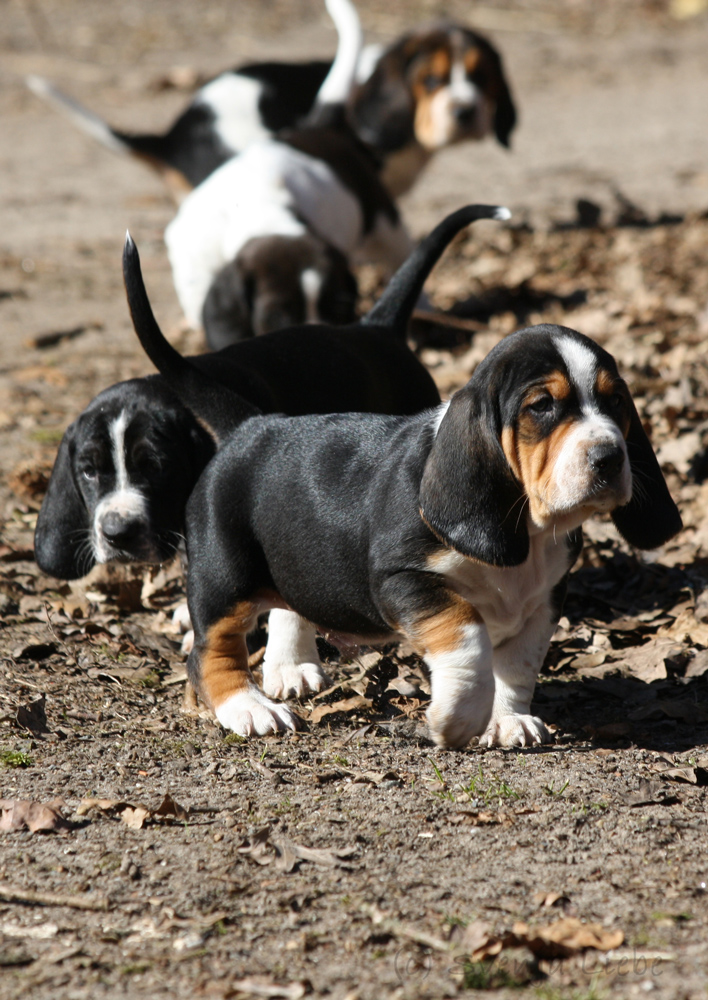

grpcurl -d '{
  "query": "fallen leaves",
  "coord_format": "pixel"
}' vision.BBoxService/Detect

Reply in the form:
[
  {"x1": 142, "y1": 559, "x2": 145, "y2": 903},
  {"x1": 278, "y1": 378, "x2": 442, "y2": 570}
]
[
  {"x1": 76, "y1": 793, "x2": 190, "y2": 829},
  {"x1": 456, "y1": 916, "x2": 624, "y2": 970},
  {"x1": 0, "y1": 798, "x2": 72, "y2": 834}
]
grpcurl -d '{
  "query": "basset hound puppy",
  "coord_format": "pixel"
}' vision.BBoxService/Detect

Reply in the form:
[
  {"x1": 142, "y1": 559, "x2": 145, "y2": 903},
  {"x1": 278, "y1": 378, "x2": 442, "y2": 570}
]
[
  {"x1": 351, "y1": 23, "x2": 516, "y2": 197},
  {"x1": 179, "y1": 322, "x2": 681, "y2": 747},
  {"x1": 27, "y1": 15, "x2": 515, "y2": 201}
]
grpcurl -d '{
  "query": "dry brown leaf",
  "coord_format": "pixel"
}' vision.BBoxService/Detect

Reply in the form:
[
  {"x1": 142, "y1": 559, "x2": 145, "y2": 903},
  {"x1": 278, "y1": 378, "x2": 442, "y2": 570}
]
[
  {"x1": 658, "y1": 609, "x2": 708, "y2": 646},
  {"x1": 310, "y1": 695, "x2": 372, "y2": 724},
  {"x1": 611, "y1": 639, "x2": 685, "y2": 682},
  {"x1": 236, "y1": 826, "x2": 274, "y2": 865},
  {"x1": 76, "y1": 798, "x2": 130, "y2": 817},
  {"x1": 15, "y1": 695, "x2": 49, "y2": 733},
  {"x1": 153, "y1": 794, "x2": 190, "y2": 820},
  {"x1": 0, "y1": 798, "x2": 72, "y2": 834},
  {"x1": 511, "y1": 917, "x2": 623, "y2": 958},
  {"x1": 121, "y1": 806, "x2": 151, "y2": 830}
]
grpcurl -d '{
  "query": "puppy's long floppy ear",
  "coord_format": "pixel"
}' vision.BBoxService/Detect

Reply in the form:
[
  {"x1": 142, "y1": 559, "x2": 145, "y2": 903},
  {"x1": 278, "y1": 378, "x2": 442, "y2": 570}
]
[
  {"x1": 350, "y1": 49, "x2": 415, "y2": 152},
  {"x1": 489, "y1": 48, "x2": 517, "y2": 148},
  {"x1": 611, "y1": 401, "x2": 682, "y2": 550},
  {"x1": 34, "y1": 422, "x2": 93, "y2": 580},
  {"x1": 419, "y1": 388, "x2": 529, "y2": 566}
]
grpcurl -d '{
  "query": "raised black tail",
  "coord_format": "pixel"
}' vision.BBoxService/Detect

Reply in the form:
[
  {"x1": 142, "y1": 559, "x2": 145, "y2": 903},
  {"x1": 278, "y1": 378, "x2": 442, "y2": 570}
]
[
  {"x1": 361, "y1": 204, "x2": 511, "y2": 335},
  {"x1": 123, "y1": 233, "x2": 259, "y2": 440}
]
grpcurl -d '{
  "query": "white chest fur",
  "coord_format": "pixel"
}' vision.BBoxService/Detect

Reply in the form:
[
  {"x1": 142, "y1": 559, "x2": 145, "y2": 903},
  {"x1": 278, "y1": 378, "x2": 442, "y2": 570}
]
[{"x1": 432, "y1": 532, "x2": 573, "y2": 647}]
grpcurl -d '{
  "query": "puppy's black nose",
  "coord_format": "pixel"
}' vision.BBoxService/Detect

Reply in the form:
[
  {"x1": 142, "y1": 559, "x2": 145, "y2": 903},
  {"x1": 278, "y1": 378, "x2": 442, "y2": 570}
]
[
  {"x1": 589, "y1": 443, "x2": 625, "y2": 481},
  {"x1": 101, "y1": 512, "x2": 143, "y2": 546},
  {"x1": 453, "y1": 104, "x2": 477, "y2": 126}
]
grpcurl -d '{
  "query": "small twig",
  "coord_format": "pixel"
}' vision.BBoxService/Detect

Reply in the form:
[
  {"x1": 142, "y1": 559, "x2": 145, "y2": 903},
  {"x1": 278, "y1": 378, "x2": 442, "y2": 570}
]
[
  {"x1": 363, "y1": 904, "x2": 450, "y2": 953},
  {"x1": 27, "y1": 322, "x2": 103, "y2": 350},
  {"x1": 0, "y1": 885, "x2": 109, "y2": 911}
]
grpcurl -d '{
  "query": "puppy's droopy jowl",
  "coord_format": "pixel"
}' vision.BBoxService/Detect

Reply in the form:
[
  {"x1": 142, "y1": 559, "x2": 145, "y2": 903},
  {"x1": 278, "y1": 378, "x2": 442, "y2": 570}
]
[{"x1": 184, "y1": 325, "x2": 681, "y2": 747}]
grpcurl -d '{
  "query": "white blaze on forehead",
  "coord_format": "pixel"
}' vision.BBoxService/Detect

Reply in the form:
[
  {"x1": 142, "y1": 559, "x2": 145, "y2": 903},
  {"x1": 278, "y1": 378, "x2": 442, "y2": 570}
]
[
  {"x1": 300, "y1": 267, "x2": 324, "y2": 324},
  {"x1": 110, "y1": 410, "x2": 130, "y2": 490},
  {"x1": 449, "y1": 55, "x2": 478, "y2": 104},
  {"x1": 92, "y1": 410, "x2": 149, "y2": 560},
  {"x1": 553, "y1": 334, "x2": 599, "y2": 412}
]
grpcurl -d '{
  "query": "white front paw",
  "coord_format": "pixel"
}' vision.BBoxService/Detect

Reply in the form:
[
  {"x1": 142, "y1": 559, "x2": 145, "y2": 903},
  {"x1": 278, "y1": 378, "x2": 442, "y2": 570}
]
[
  {"x1": 263, "y1": 661, "x2": 330, "y2": 700},
  {"x1": 427, "y1": 690, "x2": 493, "y2": 749},
  {"x1": 215, "y1": 687, "x2": 302, "y2": 737},
  {"x1": 173, "y1": 603, "x2": 192, "y2": 633},
  {"x1": 180, "y1": 629, "x2": 194, "y2": 654},
  {"x1": 479, "y1": 714, "x2": 551, "y2": 748}
]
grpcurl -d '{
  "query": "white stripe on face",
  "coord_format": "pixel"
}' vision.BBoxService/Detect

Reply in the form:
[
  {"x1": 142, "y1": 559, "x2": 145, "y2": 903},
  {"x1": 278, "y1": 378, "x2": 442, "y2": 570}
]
[
  {"x1": 553, "y1": 334, "x2": 599, "y2": 414},
  {"x1": 300, "y1": 268, "x2": 324, "y2": 324},
  {"x1": 92, "y1": 411, "x2": 149, "y2": 561}
]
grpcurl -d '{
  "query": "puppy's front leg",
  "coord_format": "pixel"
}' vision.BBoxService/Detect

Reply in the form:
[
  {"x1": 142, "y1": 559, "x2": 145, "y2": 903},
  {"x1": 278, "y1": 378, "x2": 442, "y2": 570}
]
[
  {"x1": 396, "y1": 591, "x2": 493, "y2": 748},
  {"x1": 188, "y1": 599, "x2": 301, "y2": 737},
  {"x1": 479, "y1": 603, "x2": 556, "y2": 748},
  {"x1": 262, "y1": 610, "x2": 330, "y2": 699}
]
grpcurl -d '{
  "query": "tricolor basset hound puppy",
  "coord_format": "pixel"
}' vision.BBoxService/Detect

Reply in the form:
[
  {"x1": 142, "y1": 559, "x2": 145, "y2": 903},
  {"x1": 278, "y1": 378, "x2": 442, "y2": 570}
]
[
  {"x1": 27, "y1": 16, "x2": 515, "y2": 201},
  {"x1": 180, "y1": 323, "x2": 681, "y2": 746}
]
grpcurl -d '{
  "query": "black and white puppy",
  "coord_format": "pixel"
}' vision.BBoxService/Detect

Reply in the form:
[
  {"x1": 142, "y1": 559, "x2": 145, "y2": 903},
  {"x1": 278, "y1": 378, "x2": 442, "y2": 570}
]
[
  {"x1": 181, "y1": 324, "x2": 681, "y2": 746},
  {"x1": 34, "y1": 204, "x2": 502, "y2": 582},
  {"x1": 27, "y1": 17, "x2": 515, "y2": 200},
  {"x1": 163, "y1": 0, "x2": 418, "y2": 345}
]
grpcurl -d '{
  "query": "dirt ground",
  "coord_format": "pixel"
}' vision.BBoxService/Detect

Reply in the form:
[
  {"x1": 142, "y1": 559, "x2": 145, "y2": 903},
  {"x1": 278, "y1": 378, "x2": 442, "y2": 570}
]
[{"x1": 2, "y1": 2, "x2": 708, "y2": 998}]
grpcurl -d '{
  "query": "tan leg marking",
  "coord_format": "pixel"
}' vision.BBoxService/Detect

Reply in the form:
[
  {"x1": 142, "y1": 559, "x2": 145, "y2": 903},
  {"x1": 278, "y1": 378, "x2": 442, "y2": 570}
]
[
  {"x1": 410, "y1": 593, "x2": 482, "y2": 657},
  {"x1": 200, "y1": 589, "x2": 281, "y2": 709},
  {"x1": 200, "y1": 602, "x2": 257, "y2": 710}
]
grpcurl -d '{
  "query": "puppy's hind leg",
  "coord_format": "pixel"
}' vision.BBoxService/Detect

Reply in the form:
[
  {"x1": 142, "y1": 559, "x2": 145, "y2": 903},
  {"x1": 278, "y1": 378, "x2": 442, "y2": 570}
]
[
  {"x1": 262, "y1": 610, "x2": 330, "y2": 700},
  {"x1": 188, "y1": 597, "x2": 302, "y2": 737}
]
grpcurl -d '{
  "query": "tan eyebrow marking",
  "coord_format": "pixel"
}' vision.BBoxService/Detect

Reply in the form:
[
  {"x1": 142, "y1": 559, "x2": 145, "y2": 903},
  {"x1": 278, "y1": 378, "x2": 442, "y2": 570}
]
[
  {"x1": 595, "y1": 368, "x2": 617, "y2": 395},
  {"x1": 543, "y1": 370, "x2": 571, "y2": 399},
  {"x1": 463, "y1": 48, "x2": 481, "y2": 74}
]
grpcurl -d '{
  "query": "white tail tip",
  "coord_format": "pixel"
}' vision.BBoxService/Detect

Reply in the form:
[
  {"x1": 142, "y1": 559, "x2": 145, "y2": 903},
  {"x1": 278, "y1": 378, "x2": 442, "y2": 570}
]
[{"x1": 494, "y1": 207, "x2": 512, "y2": 221}]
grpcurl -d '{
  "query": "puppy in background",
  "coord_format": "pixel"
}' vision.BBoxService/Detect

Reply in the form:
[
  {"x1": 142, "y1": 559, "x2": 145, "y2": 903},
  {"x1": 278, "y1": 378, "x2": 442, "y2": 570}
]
[
  {"x1": 164, "y1": 0, "x2": 419, "y2": 347},
  {"x1": 352, "y1": 23, "x2": 516, "y2": 196},
  {"x1": 27, "y1": 14, "x2": 515, "y2": 201}
]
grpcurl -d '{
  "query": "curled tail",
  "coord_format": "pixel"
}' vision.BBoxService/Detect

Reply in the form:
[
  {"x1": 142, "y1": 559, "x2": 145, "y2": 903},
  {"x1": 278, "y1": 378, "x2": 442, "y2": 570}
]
[
  {"x1": 123, "y1": 233, "x2": 259, "y2": 439},
  {"x1": 361, "y1": 204, "x2": 511, "y2": 336},
  {"x1": 306, "y1": 0, "x2": 363, "y2": 127},
  {"x1": 27, "y1": 75, "x2": 133, "y2": 156},
  {"x1": 26, "y1": 75, "x2": 196, "y2": 196}
]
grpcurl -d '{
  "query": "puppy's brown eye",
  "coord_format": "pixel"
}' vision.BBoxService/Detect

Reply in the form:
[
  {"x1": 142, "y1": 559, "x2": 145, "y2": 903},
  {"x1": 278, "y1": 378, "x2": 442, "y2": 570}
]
[
  {"x1": 422, "y1": 74, "x2": 443, "y2": 92},
  {"x1": 609, "y1": 393, "x2": 624, "y2": 410},
  {"x1": 527, "y1": 394, "x2": 554, "y2": 415},
  {"x1": 82, "y1": 467, "x2": 97, "y2": 481}
]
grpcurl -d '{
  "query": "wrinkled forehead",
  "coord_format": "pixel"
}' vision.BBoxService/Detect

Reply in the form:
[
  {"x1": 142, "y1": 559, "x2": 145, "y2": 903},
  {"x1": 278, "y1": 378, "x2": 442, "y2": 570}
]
[
  {"x1": 405, "y1": 28, "x2": 487, "y2": 73},
  {"x1": 484, "y1": 329, "x2": 621, "y2": 413},
  {"x1": 549, "y1": 332, "x2": 622, "y2": 407}
]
